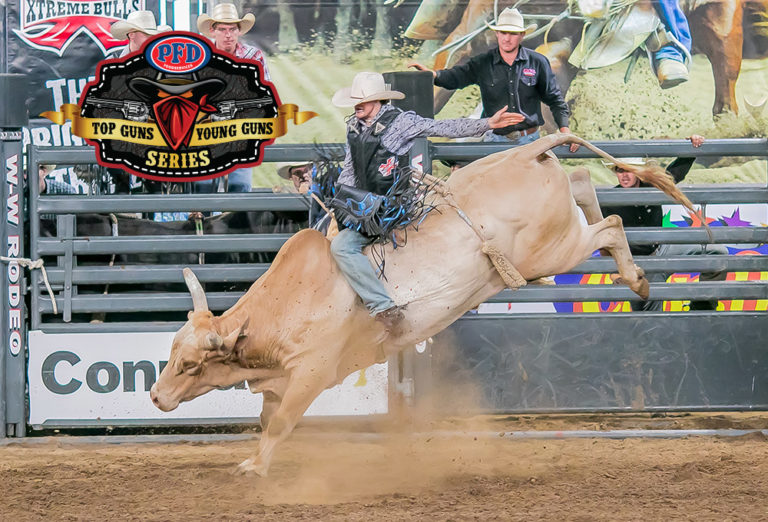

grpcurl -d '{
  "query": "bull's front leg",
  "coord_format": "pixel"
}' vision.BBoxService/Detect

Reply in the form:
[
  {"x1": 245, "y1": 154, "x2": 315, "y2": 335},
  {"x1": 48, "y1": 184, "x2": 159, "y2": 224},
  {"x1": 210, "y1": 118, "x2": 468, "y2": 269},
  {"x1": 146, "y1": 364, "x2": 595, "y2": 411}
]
[{"x1": 236, "y1": 365, "x2": 335, "y2": 477}]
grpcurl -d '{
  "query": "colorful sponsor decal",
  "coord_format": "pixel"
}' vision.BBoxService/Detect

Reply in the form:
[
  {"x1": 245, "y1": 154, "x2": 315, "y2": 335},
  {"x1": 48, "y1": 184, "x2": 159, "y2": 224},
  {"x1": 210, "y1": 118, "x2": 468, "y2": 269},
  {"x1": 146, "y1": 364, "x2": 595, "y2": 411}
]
[
  {"x1": 41, "y1": 31, "x2": 317, "y2": 182},
  {"x1": 555, "y1": 208, "x2": 767, "y2": 313},
  {"x1": 12, "y1": 0, "x2": 143, "y2": 56}
]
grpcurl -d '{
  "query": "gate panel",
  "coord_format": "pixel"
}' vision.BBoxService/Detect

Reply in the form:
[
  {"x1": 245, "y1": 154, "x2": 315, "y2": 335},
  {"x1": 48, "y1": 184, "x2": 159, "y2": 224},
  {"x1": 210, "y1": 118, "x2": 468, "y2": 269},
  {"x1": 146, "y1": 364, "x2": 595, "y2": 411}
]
[{"x1": 427, "y1": 313, "x2": 768, "y2": 413}]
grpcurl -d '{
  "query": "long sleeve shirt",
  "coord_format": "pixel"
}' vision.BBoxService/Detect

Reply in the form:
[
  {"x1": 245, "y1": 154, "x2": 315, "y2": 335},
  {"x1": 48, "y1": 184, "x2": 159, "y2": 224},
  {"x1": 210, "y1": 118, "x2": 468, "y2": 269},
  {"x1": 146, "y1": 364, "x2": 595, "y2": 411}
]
[
  {"x1": 434, "y1": 46, "x2": 570, "y2": 135},
  {"x1": 236, "y1": 42, "x2": 271, "y2": 81},
  {"x1": 338, "y1": 104, "x2": 491, "y2": 186}
]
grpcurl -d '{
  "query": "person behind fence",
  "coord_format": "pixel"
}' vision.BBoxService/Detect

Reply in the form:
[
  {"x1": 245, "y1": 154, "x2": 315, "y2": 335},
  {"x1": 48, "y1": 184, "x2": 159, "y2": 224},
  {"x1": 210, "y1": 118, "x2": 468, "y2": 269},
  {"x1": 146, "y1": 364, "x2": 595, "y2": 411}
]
[
  {"x1": 193, "y1": 3, "x2": 272, "y2": 194},
  {"x1": 276, "y1": 162, "x2": 332, "y2": 233},
  {"x1": 599, "y1": 135, "x2": 728, "y2": 311},
  {"x1": 329, "y1": 71, "x2": 524, "y2": 331},
  {"x1": 110, "y1": 11, "x2": 171, "y2": 57},
  {"x1": 408, "y1": 7, "x2": 577, "y2": 152}
]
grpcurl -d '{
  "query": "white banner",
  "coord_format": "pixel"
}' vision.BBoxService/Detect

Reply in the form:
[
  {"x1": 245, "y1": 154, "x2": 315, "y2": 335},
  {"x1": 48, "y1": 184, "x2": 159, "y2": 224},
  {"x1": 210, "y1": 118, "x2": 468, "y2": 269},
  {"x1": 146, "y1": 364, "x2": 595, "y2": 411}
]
[{"x1": 28, "y1": 331, "x2": 388, "y2": 425}]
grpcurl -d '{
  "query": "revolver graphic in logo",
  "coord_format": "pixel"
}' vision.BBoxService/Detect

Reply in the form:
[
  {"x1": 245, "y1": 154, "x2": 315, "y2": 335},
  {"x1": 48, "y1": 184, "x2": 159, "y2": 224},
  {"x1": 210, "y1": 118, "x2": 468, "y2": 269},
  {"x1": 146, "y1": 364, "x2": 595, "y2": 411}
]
[
  {"x1": 211, "y1": 97, "x2": 273, "y2": 121},
  {"x1": 85, "y1": 97, "x2": 150, "y2": 122}
]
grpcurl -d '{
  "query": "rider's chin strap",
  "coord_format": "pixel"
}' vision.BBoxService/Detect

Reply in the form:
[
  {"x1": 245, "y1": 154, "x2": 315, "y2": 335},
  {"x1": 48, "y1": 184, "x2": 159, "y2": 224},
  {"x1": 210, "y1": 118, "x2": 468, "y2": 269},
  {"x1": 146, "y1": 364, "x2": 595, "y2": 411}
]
[
  {"x1": 0, "y1": 255, "x2": 58, "y2": 315},
  {"x1": 424, "y1": 174, "x2": 527, "y2": 290}
]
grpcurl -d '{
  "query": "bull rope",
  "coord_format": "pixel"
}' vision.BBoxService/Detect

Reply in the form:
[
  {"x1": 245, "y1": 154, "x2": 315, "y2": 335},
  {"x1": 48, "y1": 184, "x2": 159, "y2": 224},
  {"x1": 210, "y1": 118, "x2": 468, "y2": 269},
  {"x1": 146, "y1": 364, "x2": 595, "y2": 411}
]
[
  {"x1": 0, "y1": 256, "x2": 58, "y2": 315},
  {"x1": 423, "y1": 174, "x2": 528, "y2": 290}
]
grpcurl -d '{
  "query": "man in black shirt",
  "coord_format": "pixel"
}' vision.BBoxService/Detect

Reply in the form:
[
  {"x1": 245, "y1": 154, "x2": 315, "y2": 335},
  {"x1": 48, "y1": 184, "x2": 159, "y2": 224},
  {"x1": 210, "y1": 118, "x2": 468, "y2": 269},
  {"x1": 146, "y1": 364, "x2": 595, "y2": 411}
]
[
  {"x1": 410, "y1": 7, "x2": 575, "y2": 151},
  {"x1": 601, "y1": 135, "x2": 727, "y2": 311}
]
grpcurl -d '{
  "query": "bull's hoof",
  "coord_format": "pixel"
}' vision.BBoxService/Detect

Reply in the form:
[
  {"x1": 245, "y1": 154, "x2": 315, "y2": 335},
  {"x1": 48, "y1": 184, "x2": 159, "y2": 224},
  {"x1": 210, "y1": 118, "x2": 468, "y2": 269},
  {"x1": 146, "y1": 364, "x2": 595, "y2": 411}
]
[
  {"x1": 610, "y1": 274, "x2": 650, "y2": 300},
  {"x1": 634, "y1": 277, "x2": 650, "y2": 300},
  {"x1": 233, "y1": 459, "x2": 268, "y2": 477}
]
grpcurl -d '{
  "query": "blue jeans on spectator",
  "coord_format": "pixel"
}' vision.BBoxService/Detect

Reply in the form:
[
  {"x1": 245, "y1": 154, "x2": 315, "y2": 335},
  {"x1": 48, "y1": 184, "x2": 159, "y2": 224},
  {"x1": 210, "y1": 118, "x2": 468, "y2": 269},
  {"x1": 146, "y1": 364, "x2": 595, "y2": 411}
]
[
  {"x1": 653, "y1": 0, "x2": 692, "y2": 63},
  {"x1": 330, "y1": 228, "x2": 395, "y2": 315},
  {"x1": 194, "y1": 167, "x2": 252, "y2": 193},
  {"x1": 636, "y1": 243, "x2": 729, "y2": 312},
  {"x1": 482, "y1": 129, "x2": 540, "y2": 145}
]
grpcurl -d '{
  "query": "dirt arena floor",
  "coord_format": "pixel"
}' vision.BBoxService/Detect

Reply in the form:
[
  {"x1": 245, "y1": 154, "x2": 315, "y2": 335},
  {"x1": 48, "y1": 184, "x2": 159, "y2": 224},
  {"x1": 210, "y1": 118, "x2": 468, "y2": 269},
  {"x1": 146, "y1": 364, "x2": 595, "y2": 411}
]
[{"x1": 2, "y1": 413, "x2": 768, "y2": 521}]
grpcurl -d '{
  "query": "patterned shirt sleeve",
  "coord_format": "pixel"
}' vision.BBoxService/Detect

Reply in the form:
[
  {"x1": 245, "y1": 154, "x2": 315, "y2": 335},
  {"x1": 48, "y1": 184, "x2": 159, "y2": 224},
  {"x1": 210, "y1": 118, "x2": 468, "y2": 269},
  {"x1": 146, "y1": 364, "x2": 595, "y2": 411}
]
[
  {"x1": 381, "y1": 111, "x2": 490, "y2": 156},
  {"x1": 338, "y1": 146, "x2": 355, "y2": 186}
]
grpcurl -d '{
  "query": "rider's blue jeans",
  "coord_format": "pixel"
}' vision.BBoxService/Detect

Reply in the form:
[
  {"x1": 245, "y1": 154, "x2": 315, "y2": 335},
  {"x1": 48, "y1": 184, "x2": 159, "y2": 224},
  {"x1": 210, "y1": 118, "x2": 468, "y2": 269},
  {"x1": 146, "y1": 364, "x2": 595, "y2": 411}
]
[
  {"x1": 330, "y1": 228, "x2": 395, "y2": 315},
  {"x1": 482, "y1": 129, "x2": 540, "y2": 145},
  {"x1": 653, "y1": 0, "x2": 692, "y2": 63}
]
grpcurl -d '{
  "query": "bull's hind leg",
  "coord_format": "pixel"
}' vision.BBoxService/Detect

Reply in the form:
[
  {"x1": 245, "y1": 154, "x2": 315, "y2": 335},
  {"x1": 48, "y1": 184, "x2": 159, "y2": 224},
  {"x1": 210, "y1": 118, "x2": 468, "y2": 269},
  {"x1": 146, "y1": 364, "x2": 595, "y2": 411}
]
[
  {"x1": 586, "y1": 215, "x2": 649, "y2": 299},
  {"x1": 236, "y1": 363, "x2": 336, "y2": 477},
  {"x1": 569, "y1": 167, "x2": 604, "y2": 225}
]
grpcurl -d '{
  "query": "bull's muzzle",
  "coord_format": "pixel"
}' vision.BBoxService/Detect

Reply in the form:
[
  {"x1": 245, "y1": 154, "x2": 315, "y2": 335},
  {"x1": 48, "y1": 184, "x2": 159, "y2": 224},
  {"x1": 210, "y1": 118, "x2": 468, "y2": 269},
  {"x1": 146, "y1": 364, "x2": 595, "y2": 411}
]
[{"x1": 149, "y1": 383, "x2": 179, "y2": 412}]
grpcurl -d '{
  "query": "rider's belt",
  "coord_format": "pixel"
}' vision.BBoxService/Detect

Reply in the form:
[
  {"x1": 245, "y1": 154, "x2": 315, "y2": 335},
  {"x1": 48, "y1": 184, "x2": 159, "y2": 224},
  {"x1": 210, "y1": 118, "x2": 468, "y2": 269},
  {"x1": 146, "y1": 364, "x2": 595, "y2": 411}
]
[{"x1": 502, "y1": 126, "x2": 538, "y2": 139}]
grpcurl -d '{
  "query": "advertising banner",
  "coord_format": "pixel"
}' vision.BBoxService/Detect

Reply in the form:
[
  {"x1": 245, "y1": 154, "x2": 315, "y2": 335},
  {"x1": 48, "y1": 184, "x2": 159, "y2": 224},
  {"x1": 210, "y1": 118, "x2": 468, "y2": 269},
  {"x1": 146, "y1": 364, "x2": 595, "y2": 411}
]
[{"x1": 28, "y1": 331, "x2": 388, "y2": 426}]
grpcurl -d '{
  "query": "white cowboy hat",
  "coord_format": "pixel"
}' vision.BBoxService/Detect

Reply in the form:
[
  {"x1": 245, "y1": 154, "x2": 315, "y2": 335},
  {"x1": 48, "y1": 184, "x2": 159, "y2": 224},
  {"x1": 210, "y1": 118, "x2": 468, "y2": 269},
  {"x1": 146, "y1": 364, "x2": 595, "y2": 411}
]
[
  {"x1": 110, "y1": 11, "x2": 171, "y2": 40},
  {"x1": 486, "y1": 7, "x2": 536, "y2": 34},
  {"x1": 602, "y1": 157, "x2": 647, "y2": 169},
  {"x1": 276, "y1": 162, "x2": 310, "y2": 180},
  {"x1": 197, "y1": 3, "x2": 255, "y2": 37},
  {"x1": 331, "y1": 72, "x2": 405, "y2": 108}
]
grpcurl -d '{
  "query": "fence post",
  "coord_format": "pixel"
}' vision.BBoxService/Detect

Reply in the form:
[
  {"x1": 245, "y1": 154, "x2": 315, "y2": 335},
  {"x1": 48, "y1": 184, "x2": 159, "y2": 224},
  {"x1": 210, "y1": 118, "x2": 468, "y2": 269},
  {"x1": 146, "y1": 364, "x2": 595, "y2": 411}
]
[{"x1": 0, "y1": 74, "x2": 29, "y2": 437}]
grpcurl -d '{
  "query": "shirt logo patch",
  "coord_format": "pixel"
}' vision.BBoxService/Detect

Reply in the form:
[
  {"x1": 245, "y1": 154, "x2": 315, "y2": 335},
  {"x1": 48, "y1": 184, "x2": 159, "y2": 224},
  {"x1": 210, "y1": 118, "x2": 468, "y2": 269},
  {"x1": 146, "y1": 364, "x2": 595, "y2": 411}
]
[
  {"x1": 379, "y1": 156, "x2": 397, "y2": 177},
  {"x1": 523, "y1": 68, "x2": 536, "y2": 77}
]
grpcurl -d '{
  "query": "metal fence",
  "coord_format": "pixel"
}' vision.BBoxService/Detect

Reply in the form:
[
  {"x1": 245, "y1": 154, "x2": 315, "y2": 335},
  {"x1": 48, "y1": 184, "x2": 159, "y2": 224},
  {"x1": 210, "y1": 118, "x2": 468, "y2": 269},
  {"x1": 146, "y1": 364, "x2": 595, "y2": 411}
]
[
  {"x1": 16, "y1": 137, "x2": 768, "y2": 427},
  {"x1": 27, "y1": 139, "x2": 768, "y2": 332}
]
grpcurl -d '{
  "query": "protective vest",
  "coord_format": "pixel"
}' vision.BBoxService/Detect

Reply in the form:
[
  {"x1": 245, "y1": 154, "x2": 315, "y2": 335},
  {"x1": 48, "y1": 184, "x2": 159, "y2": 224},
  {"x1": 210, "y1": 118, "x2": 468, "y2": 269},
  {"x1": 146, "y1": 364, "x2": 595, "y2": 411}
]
[{"x1": 347, "y1": 107, "x2": 408, "y2": 195}]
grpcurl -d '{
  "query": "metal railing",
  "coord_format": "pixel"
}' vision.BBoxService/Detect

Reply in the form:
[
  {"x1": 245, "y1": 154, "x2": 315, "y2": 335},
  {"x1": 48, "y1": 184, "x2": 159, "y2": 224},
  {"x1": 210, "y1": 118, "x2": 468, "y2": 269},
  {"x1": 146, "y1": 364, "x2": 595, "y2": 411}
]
[{"x1": 27, "y1": 139, "x2": 768, "y2": 333}]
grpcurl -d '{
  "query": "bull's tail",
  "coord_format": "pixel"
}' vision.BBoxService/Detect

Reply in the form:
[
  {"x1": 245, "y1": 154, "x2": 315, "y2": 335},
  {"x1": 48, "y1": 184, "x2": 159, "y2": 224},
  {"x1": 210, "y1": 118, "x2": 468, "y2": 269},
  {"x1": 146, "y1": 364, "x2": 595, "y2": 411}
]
[{"x1": 527, "y1": 133, "x2": 713, "y2": 242}]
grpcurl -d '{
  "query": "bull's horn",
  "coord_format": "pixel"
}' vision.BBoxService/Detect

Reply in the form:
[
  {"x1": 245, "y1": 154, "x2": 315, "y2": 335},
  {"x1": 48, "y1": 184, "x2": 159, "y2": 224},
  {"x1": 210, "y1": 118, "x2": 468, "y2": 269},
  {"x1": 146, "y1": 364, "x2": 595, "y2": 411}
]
[{"x1": 183, "y1": 267, "x2": 209, "y2": 313}]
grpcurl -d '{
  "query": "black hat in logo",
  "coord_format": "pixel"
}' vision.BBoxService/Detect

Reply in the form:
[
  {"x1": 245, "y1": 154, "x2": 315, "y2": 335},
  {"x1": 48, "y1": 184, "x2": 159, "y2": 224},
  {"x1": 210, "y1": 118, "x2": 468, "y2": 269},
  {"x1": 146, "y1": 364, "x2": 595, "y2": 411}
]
[{"x1": 128, "y1": 71, "x2": 225, "y2": 100}]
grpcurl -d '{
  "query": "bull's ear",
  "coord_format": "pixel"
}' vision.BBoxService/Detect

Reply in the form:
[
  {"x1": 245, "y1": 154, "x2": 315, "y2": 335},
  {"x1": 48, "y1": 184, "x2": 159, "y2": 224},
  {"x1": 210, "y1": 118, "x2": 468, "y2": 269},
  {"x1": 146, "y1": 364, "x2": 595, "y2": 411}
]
[{"x1": 222, "y1": 318, "x2": 249, "y2": 352}]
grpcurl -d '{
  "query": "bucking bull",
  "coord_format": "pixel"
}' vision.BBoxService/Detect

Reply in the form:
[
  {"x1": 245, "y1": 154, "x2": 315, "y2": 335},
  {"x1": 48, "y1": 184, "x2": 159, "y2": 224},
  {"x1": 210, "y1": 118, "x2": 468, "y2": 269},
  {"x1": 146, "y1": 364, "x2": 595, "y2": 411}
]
[{"x1": 150, "y1": 134, "x2": 702, "y2": 476}]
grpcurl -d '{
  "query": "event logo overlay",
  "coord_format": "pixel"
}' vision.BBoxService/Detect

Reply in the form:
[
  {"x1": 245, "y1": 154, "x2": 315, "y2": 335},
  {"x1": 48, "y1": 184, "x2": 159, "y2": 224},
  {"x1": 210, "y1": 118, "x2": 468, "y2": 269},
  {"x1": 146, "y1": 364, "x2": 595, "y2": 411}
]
[
  {"x1": 13, "y1": 0, "x2": 144, "y2": 56},
  {"x1": 42, "y1": 32, "x2": 316, "y2": 181}
]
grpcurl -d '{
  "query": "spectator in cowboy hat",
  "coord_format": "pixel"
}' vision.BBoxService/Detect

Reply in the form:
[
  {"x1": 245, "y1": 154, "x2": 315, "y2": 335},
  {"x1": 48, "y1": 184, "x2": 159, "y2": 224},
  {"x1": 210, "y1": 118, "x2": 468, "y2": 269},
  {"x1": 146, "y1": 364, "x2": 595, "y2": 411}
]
[
  {"x1": 110, "y1": 11, "x2": 171, "y2": 57},
  {"x1": 408, "y1": 7, "x2": 577, "y2": 152},
  {"x1": 276, "y1": 162, "x2": 332, "y2": 232},
  {"x1": 598, "y1": 135, "x2": 727, "y2": 311},
  {"x1": 197, "y1": 3, "x2": 270, "y2": 81},
  {"x1": 328, "y1": 71, "x2": 523, "y2": 331},
  {"x1": 194, "y1": 3, "x2": 272, "y2": 195}
]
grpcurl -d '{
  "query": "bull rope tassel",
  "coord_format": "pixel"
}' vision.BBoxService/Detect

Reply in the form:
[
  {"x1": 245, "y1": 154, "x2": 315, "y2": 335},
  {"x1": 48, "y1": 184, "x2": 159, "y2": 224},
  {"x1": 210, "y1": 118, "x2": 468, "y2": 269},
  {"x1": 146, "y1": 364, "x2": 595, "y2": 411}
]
[
  {"x1": 0, "y1": 256, "x2": 58, "y2": 315},
  {"x1": 423, "y1": 174, "x2": 527, "y2": 289}
]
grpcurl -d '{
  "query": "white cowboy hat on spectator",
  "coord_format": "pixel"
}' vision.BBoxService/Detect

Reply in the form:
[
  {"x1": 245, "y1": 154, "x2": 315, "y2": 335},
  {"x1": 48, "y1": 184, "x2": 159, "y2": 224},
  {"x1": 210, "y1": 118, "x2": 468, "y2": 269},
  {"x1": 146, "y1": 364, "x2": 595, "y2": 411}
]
[
  {"x1": 110, "y1": 11, "x2": 171, "y2": 40},
  {"x1": 332, "y1": 72, "x2": 405, "y2": 108},
  {"x1": 276, "y1": 162, "x2": 310, "y2": 180},
  {"x1": 602, "y1": 157, "x2": 647, "y2": 169},
  {"x1": 486, "y1": 7, "x2": 536, "y2": 34},
  {"x1": 197, "y1": 3, "x2": 255, "y2": 37}
]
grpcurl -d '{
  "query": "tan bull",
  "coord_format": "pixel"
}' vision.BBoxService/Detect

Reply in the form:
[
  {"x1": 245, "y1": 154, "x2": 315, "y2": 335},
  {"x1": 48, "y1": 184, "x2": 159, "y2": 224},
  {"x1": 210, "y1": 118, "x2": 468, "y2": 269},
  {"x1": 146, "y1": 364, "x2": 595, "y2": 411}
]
[{"x1": 150, "y1": 134, "x2": 699, "y2": 476}]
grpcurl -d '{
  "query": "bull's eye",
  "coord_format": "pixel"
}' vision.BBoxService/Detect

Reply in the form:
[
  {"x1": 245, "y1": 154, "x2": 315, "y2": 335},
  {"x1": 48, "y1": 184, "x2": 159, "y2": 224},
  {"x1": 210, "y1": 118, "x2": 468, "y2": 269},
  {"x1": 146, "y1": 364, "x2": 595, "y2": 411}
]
[{"x1": 181, "y1": 360, "x2": 202, "y2": 376}]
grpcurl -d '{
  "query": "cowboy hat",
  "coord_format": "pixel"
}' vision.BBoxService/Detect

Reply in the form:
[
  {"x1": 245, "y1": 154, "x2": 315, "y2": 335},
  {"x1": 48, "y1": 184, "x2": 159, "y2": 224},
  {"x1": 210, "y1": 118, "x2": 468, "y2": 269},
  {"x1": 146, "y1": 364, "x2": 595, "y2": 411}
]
[
  {"x1": 331, "y1": 72, "x2": 405, "y2": 108},
  {"x1": 601, "y1": 157, "x2": 647, "y2": 169},
  {"x1": 276, "y1": 162, "x2": 312, "y2": 180},
  {"x1": 128, "y1": 71, "x2": 226, "y2": 100},
  {"x1": 110, "y1": 11, "x2": 171, "y2": 40},
  {"x1": 486, "y1": 7, "x2": 536, "y2": 34},
  {"x1": 197, "y1": 3, "x2": 255, "y2": 37}
]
